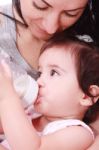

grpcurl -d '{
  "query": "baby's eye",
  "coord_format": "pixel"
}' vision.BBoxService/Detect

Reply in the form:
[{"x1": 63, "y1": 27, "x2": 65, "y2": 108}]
[
  {"x1": 50, "y1": 69, "x2": 58, "y2": 76},
  {"x1": 32, "y1": 1, "x2": 48, "y2": 10}
]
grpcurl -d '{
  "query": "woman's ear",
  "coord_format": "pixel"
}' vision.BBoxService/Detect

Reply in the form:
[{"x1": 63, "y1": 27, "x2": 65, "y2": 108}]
[{"x1": 80, "y1": 85, "x2": 99, "y2": 107}]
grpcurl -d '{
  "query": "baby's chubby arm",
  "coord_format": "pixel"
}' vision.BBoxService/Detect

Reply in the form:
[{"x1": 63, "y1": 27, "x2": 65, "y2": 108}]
[
  {"x1": 0, "y1": 145, "x2": 7, "y2": 150},
  {"x1": 0, "y1": 60, "x2": 15, "y2": 134},
  {"x1": 0, "y1": 60, "x2": 16, "y2": 101},
  {"x1": 0, "y1": 61, "x2": 43, "y2": 150},
  {"x1": 0, "y1": 60, "x2": 18, "y2": 135}
]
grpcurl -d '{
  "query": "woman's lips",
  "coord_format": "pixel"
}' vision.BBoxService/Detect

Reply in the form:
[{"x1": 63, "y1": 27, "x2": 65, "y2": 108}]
[{"x1": 36, "y1": 25, "x2": 53, "y2": 37}]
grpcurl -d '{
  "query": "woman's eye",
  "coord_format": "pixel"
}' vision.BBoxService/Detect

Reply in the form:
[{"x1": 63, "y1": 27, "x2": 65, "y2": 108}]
[
  {"x1": 64, "y1": 11, "x2": 79, "y2": 17},
  {"x1": 32, "y1": 1, "x2": 48, "y2": 10},
  {"x1": 50, "y1": 69, "x2": 58, "y2": 76}
]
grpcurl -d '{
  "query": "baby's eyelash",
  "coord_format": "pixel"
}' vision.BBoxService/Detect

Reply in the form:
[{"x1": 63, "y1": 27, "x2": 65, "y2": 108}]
[
  {"x1": 50, "y1": 69, "x2": 59, "y2": 76},
  {"x1": 37, "y1": 71, "x2": 42, "y2": 77}
]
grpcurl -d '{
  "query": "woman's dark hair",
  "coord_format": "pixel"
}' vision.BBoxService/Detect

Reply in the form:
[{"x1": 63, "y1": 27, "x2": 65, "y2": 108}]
[
  {"x1": 0, "y1": 0, "x2": 27, "y2": 27},
  {"x1": 12, "y1": 0, "x2": 27, "y2": 26},
  {"x1": 92, "y1": 0, "x2": 99, "y2": 45},
  {"x1": 40, "y1": 32, "x2": 99, "y2": 124},
  {"x1": 12, "y1": 0, "x2": 22, "y2": 20},
  {"x1": 63, "y1": 3, "x2": 98, "y2": 45}
]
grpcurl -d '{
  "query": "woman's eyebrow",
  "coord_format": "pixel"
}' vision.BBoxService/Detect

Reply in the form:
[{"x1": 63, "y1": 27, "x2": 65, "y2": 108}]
[{"x1": 41, "y1": 0, "x2": 52, "y2": 7}]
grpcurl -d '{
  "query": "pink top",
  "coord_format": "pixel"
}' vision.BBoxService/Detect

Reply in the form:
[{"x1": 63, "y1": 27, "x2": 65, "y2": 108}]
[{"x1": 1, "y1": 118, "x2": 94, "y2": 150}]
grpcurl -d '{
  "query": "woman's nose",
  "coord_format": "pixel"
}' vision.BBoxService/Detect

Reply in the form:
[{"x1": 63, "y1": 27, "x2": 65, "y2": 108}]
[{"x1": 42, "y1": 12, "x2": 60, "y2": 34}]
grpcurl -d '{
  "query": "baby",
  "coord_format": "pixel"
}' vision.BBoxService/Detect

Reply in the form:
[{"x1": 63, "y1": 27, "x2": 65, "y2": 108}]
[{"x1": 0, "y1": 34, "x2": 99, "y2": 150}]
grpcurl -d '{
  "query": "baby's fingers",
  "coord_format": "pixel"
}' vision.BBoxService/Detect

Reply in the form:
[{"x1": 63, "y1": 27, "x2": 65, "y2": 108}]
[
  {"x1": 0, "y1": 60, "x2": 14, "y2": 101},
  {"x1": 0, "y1": 60, "x2": 12, "y2": 78}
]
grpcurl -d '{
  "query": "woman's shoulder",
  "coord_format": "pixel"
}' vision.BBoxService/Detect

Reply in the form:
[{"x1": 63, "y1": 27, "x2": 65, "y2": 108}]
[
  {"x1": 0, "y1": 4, "x2": 13, "y2": 27},
  {"x1": 0, "y1": 6, "x2": 4, "y2": 26}
]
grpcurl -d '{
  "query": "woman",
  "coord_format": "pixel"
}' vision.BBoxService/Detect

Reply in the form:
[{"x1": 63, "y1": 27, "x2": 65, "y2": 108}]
[
  {"x1": 0, "y1": 0, "x2": 98, "y2": 149},
  {"x1": 0, "y1": 0, "x2": 97, "y2": 79}
]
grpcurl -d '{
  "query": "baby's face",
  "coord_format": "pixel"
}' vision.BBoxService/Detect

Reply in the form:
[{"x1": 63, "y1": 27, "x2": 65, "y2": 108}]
[{"x1": 34, "y1": 46, "x2": 83, "y2": 118}]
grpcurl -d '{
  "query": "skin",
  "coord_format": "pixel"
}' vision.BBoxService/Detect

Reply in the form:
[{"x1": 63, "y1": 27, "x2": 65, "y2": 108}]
[
  {"x1": 87, "y1": 117, "x2": 99, "y2": 150},
  {"x1": 87, "y1": 136, "x2": 99, "y2": 150}
]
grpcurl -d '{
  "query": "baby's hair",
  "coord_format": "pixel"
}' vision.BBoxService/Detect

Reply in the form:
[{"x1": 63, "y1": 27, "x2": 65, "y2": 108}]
[{"x1": 40, "y1": 32, "x2": 99, "y2": 124}]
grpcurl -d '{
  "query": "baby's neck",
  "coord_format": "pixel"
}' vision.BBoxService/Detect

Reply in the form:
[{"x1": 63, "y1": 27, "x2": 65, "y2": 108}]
[
  {"x1": 90, "y1": 117, "x2": 99, "y2": 135},
  {"x1": 32, "y1": 116, "x2": 49, "y2": 132},
  {"x1": 32, "y1": 115, "x2": 83, "y2": 133}
]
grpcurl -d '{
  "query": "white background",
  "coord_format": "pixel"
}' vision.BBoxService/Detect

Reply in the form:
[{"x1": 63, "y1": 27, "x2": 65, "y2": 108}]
[{"x1": 0, "y1": 0, "x2": 12, "y2": 5}]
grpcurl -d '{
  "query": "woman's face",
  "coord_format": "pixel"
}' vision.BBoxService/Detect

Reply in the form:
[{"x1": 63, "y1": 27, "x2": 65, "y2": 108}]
[{"x1": 20, "y1": 0, "x2": 88, "y2": 40}]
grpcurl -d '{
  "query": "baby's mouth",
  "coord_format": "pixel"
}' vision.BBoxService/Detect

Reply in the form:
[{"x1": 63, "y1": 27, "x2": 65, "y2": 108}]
[{"x1": 34, "y1": 93, "x2": 42, "y2": 105}]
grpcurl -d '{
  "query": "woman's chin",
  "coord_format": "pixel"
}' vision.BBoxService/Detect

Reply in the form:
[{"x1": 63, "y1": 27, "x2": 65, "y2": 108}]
[
  {"x1": 30, "y1": 26, "x2": 52, "y2": 41},
  {"x1": 33, "y1": 33, "x2": 52, "y2": 41}
]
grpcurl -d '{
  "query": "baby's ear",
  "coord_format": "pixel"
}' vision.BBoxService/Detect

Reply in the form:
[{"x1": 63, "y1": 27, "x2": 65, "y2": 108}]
[
  {"x1": 80, "y1": 85, "x2": 99, "y2": 107},
  {"x1": 89, "y1": 85, "x2": 99, "y2": 103}
]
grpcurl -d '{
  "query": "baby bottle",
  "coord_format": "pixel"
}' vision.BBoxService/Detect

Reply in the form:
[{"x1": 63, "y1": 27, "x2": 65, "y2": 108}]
[
  {"x1": 14, "y1": 74, "x2": 38, "y2": 108},
  {"x1": 0, "y1": 50, "x2": 38, "y2": 108}
]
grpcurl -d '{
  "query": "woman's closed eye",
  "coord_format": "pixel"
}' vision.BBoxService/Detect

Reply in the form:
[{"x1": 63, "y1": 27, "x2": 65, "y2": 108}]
[
  {"x1": 32, "y1": 1, "x2": 48, "y2": 11},
  {"x1": 63, "y1": 10, "x2": 82, "y2": 18},
  {"x1": 64, "y1": 12, "x2": 78, "y2": 17}
]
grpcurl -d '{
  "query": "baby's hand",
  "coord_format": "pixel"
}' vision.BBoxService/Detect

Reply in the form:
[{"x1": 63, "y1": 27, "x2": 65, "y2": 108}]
[{"x1": 0, "y1": 60, "x2": 15, "y2": 101}]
